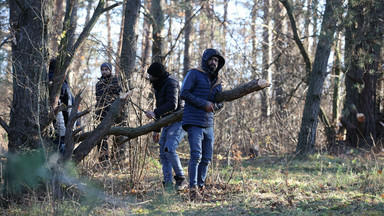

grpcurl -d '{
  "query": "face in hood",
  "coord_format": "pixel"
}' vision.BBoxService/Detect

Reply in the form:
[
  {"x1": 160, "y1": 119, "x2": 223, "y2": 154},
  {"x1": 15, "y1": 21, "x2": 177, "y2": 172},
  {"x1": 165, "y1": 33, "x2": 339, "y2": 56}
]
[{"x1": 201, "y1": 49, "x2": 225, "y2": 76}]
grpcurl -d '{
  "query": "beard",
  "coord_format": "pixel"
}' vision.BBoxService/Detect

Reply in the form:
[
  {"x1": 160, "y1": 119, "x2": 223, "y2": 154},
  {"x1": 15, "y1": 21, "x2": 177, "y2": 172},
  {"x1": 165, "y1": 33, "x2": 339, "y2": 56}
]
[
  {"x1": 208, "y1": 64, "x2": 217, "y2": 72},
  {"x1": 102, "y1": 73, "x2": 111, "y2": 78}
]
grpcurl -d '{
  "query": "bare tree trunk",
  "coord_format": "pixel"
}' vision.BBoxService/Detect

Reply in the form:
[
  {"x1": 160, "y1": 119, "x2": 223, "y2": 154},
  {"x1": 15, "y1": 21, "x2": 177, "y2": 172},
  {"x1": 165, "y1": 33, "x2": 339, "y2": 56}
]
[
  {"x1": 342, "y1": 0, "x2": 384, "y2": 147},
  {"x1": 197, "y1": 3, "x2": 212, "y2": 50},
  {"x1": 151, "y1": 0, "x2": 165, "y2": 63},
  {"x1": 8, "y1": 0, "x2": 52, "y2": 151},
  {"x1": 222, "y1": 0, "x2": 228, "y2": 55},
  {"x1": 50, "y1": 0, "x2": 64, "y2": 55},
  {"x1": 66, "y1": 0, "x2": 79, "y2": 86},
  {"x1": 296, "y1": 0, "x2": 341, "y2": 154},
  {"x1": 332, "y1": 31, "x2": 342, "y2": 124},
  {"x1": 303, "y1": 0, "x2": 312, "y2": 56},
  {"x1": 5, "y1": 0, "x2": 52, "y2": 204},
  {"x1": 85, "y1": 0, "x2": 94, "y2": 24},
  {"x1": 120, "y1": 0, "x2": 140, "y2": 89},
  {"x1": 273, "y1": 1, "x2": 286, "y2": 109},
  {"x1": 106, "y1": 0, "x2": 113, "y2": 63},
  {"x1": 251, "y1": 0, "x2": 258, "y2": 70},
  {"x1": 141, "y1": 0, "x2": 152, "y2": 71},
  {"x1": 261, "y1": 0, "x2": 272, "y2": 118},
  {"x1": 116, "y1": 2, "x2": 125, "y2": 76},
  {"x1": 311, "y1": 0, "x2": 318, "y2": 51},
  {"x1": 183, "y1": 0, "x2": 192, "y2": 77}
]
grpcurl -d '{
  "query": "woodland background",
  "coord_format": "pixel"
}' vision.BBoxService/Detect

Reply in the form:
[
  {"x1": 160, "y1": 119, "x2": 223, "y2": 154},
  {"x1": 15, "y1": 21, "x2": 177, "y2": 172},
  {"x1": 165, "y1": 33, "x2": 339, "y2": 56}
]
[{"x1": 0, "y1": 0, "x2": 383, "y2": 215}]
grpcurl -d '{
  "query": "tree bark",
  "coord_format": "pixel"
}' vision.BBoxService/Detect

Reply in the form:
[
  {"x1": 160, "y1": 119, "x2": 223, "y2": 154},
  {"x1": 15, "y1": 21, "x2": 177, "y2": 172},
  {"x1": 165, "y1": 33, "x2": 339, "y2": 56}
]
[
  {"x1": 183, "y1": 0, "x2": 192, "y2": 77},
  {"x1": 332, "y1": 31, "x2": 342, "y2": 124},
  {"x1": 342, "y1": 0, "x2": 384, "y2": 147},
  {"x1": 50, "y1": 0, "x2": 64, "y2": 55},
  {"x1": 106, "y1": 0, "x2": 113, "y2": 63},
  {"x1": 115, "y1": 2, "x2": 125, "y2": 76},
  {"x1": 261, "y1": 0, "x2": 273, "y2": 118},
  {"x1": 120, "y1": 0, "x2": 140, "y2": 89},
  {"x1": 151, "y1": 0, "x2": 165, "y2": 63},
  {"x1": 8, "y1": 0, "x2": 52, "y2": 151},
  {"x1": 273, "y1": 1, "x2": 286, "y2": 109},
  {"x1": 296, "y1": 0, "x2": 341, "y2": 154},
  {"x1": 141, "y1": 0, "x2": 152, "y2": 71}
]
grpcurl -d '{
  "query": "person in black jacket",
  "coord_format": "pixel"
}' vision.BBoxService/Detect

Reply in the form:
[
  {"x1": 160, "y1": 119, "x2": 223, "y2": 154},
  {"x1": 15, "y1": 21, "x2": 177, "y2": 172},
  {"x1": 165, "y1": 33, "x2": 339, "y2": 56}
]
[
  {"x1": 95, "y1": 62, "x2": 122, "y2": 162},
  {"x1": 49, "y1": 59, "x2": 74, "y2": 155},
  {"x1": 145, "y1": 62, "x2": 187, "y2": 191}
]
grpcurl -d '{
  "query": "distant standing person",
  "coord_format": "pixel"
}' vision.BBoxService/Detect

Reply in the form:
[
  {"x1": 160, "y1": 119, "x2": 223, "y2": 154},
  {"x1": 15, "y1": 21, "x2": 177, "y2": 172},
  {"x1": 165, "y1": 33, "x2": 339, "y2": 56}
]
[
  {"x1": 145, "y1": 62, "x2": 187, "y2": 191},
  {"x1": 180, "y1": 49, "x2": 225, "y2": 200},
  {"x1": 95, "y1": 62, "x2": 122, "y2": 162},
  {"x1": 49, "y1": 59, "x2": 74, "y2": 155}
]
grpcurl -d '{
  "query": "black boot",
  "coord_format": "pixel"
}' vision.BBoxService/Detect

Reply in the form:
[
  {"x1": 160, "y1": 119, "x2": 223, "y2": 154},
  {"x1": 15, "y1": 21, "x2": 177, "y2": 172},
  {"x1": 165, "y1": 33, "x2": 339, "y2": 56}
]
[{"x1": 174, "y1": 175, "x2": 187, "y2": 191}]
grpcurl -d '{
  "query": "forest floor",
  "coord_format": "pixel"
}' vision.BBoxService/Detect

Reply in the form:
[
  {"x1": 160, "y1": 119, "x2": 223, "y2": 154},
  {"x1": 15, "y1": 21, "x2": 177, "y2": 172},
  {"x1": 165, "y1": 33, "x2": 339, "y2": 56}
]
[{"x1": 2, "y1": 149, "x2": 384, "y2": 215}]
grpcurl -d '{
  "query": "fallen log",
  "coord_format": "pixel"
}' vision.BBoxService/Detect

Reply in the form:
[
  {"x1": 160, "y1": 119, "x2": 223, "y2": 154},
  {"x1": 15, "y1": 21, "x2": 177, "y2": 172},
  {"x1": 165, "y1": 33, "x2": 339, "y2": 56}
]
[{"x1": 72, "y1": 79, "x2": 269, "y2": 163}]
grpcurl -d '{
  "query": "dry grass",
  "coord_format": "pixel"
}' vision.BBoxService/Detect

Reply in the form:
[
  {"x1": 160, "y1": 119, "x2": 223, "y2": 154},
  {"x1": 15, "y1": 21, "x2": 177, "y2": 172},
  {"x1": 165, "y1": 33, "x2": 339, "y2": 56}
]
[{"x1": 1, "y1": 147, "x2": 384, "y2": 216}]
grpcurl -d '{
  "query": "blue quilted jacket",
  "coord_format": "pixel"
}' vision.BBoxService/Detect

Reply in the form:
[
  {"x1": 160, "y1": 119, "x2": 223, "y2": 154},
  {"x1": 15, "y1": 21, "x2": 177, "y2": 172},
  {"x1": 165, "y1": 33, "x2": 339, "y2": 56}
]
[{"x1": 180, "y1": 49, "x2": 225, "y2": 128}]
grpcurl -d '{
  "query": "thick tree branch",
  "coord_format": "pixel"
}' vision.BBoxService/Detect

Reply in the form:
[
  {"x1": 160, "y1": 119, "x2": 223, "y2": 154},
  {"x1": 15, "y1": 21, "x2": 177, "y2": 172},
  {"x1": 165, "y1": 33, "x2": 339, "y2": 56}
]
[
  {"x1": 72, "y1": 79, "x2": 269, "y2": 163},
  {"x1": 72, "y1": 92, "x2": 131, "y2": 163},
  {"x1": 215, "y1": 79, "x2": 270, "y2": 102},
  {"x1": 62, "y1": 90, "x2": 83, "y2": 161}
]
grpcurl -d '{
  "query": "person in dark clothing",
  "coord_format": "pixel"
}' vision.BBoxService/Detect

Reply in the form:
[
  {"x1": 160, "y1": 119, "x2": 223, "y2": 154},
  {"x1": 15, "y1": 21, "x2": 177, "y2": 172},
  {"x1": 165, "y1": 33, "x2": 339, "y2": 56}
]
[
  {"x1": 180, "y1": 48, "x2": 225, "y2": 200},
  {"x1": 145, "y1": 62, "x2": 187, "y2": 191},
  {"x1": 95, "y1": 62, "x2": 122, "y2": 162},
  {"x1": 49, "y1": 59, "x2": 74, "y2": 155}
]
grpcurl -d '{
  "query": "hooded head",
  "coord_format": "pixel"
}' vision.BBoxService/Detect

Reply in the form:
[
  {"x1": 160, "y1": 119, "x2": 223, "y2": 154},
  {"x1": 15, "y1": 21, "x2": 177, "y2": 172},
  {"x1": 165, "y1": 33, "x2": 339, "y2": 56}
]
[
  {"x1": 201, "y1": 49, "x2": 225, "y2": 78},
  {"x1": 147, "y1": 62, "x2": 167, "y2": 78},
  {"x1": 100, "y1": 62, "x2": 112, "y2": 78}
]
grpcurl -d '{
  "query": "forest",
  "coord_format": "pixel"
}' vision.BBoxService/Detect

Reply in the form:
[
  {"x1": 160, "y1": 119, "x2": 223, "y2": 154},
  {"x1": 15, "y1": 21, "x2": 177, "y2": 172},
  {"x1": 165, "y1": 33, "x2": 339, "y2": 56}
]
[{"x1": 0, "y1": 0, "x2": 383, "y2": 215}]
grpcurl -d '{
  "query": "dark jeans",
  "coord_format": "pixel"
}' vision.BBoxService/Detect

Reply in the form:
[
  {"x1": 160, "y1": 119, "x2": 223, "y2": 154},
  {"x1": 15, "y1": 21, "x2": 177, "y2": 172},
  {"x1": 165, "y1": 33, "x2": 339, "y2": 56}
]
[
  {"x1": 159, "y1": 121, "x2": 186, "y2": 183},
  {"x1": 186, "y1": 126, "x2": 214, "y2": 188}
]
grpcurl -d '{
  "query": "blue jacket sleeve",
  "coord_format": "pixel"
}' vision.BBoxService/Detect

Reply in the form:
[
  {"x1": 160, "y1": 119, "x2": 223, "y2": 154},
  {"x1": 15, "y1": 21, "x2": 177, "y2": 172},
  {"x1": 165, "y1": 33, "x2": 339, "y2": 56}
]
[{"x1": 180, "y1": 71, "x2": 207, "y2": 109}]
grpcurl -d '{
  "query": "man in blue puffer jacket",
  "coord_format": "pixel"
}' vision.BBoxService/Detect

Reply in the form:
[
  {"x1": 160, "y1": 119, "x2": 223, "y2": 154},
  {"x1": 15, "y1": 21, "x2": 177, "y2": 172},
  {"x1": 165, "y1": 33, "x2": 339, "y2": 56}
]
[{"x1": 180, "y1": 48, "x2": 225, "y2": 200}]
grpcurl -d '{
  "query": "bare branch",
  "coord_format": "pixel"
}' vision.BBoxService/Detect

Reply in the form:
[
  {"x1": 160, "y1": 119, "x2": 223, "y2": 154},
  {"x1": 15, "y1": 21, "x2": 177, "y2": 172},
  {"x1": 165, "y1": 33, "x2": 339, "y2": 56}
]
[
  {"x1": 279, "y1": 0, "x2": 311, "y2": 75},
  {"x1": 102, "y1": 2, "x2": 123, "y2": 13},
  {"x1": 0, "y1": 36, "x2": 12, "y2": 49},
  {"x1": 0, "y1": 116, "x2": 9, "y2": 134}
]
